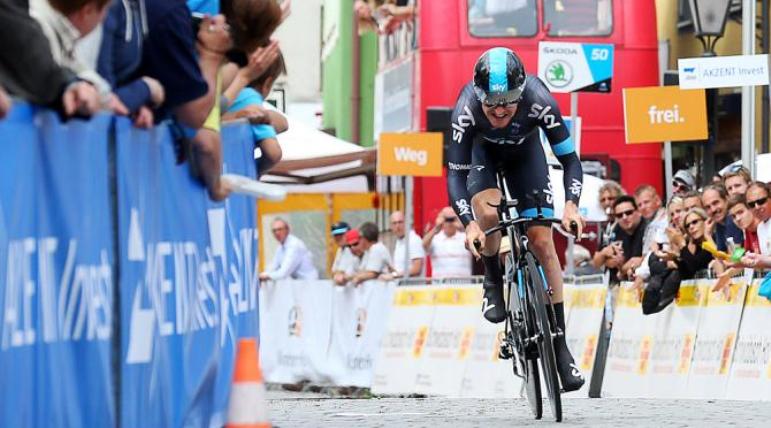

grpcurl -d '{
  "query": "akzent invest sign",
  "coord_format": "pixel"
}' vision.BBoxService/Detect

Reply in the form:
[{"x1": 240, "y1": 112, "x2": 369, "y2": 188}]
[
  {"x1": 623, "y1": 86, "x2": 708, "y2": 144},
  {"x1": 678, "y1": 54, "x2": 770, "y2": 89}
]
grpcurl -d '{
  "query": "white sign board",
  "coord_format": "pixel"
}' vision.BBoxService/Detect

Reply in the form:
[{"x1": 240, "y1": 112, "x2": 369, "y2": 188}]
[
  {"x1": 537, "y1": 42, "x2": 614, "y2": 93},
  {"x1": 678, "y1": 54, "x2": 770, "y2": 89}
]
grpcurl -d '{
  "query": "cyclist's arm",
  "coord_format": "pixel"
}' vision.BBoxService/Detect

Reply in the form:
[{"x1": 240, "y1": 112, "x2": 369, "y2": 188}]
[
  {"x1": 535, "y1": 82, "x2": 583, "y2": 205},
  {"x1": 447, "y1": 85, "x2": 478, "y2": 226}
]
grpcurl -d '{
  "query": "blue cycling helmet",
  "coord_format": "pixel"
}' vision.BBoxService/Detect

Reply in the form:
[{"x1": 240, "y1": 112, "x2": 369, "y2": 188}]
[{"x1": 473, "y1": 47, "x2": 527, "y2": 107}]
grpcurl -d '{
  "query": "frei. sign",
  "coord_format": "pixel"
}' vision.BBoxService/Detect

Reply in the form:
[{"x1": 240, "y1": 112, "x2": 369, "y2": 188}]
[
  {"x1": 678, "y1": 54, "x2": 770, "y2": 89},
  {"x1": 623, "y1": 86, "x2": 708, "y2": 144},
  {"x1": 537, "y1": 41, "x2": 614, "y2": 93},
  {"x1": 377, "y1": 132, "x2": 443, "y2": 177}
]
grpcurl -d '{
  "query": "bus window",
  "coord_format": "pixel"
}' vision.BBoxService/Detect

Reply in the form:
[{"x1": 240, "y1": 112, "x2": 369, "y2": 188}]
[
  {"x1": 467, "y1": 0, "x2": 537, "y2": 38},
  {"x1": 544, "y1": 0, "x2": 612, "y2": 36}
]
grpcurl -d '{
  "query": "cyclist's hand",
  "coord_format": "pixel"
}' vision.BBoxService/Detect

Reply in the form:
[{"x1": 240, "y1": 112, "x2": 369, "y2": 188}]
[
  {"x1": 465, "y1": 221, "x2": 484, "y2": 260},
  {"x1": 562, "y1": 201, "x2": 584, "y2": 239}
]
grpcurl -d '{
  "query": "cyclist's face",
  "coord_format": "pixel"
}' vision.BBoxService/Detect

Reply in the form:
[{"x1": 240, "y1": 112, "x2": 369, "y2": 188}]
[{"x1": 481, "y1": 103, "x2": 518, "y2": 129}]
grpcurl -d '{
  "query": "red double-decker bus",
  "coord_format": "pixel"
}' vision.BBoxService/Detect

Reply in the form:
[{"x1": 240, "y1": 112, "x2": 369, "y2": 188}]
[{"x1": 410, "y1": 0, "x2": 660, "y2": 228}]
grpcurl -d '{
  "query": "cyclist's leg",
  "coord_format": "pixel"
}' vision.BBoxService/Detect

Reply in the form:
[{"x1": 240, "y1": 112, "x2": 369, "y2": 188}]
[
  {"x1": 504, "y1": 135, "x2": 585, "y2": 391},
  {"x1": 468, "y1": 140, "x2": 506, "y2": 323}
]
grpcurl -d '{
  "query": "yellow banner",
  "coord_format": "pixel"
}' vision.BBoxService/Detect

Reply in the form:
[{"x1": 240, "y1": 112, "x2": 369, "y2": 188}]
[
  {"x1": 623, "y1": 86, "x2": 707, "y2": 143},
  {"x1": 377, "y1": 132, "x2": 443, "y2": 177}
]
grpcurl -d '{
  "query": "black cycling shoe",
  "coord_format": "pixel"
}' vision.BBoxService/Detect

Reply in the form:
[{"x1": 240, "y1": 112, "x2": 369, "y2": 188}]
[
  {"x1": 482, "y1": 282, "x2": 507, "y2": 323},
  {"x1": 554, "y1": 339, "x2": 585, "y2": 392}
]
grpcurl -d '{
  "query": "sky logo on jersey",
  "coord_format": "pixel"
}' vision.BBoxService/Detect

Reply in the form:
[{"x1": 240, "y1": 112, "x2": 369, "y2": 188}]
[
  {"x1": 528, "y1": 103, "x2": 561, "y2": 129},
  {"x1": 452, "y1": 105, "x2": 476, "y2": 144}
]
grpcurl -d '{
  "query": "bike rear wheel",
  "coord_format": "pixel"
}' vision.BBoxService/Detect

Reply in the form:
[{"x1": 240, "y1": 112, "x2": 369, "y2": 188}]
[
  {"x1": 524, "y1": 252, "x2": 562, "y2": 422},
  {"x1": 506, "y1": 255, "x2": 542, "y2": 419}
]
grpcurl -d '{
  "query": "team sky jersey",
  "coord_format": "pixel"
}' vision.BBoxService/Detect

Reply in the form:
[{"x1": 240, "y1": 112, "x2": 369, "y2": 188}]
[{"x1": 447, "y1": 75, "x2": 583, "y2": 225}]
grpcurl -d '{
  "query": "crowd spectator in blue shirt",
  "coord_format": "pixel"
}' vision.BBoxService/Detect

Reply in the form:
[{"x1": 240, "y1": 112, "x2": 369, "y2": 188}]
[
  {"x1": 97, "y1": 0, "x2": 165, "y2": 127},
  {"x1": 223, "y1": 44, "x2": 285, "y2": 176},
  {"x1": 702, "y1": 184, "x2": 744, "y2": 252}
]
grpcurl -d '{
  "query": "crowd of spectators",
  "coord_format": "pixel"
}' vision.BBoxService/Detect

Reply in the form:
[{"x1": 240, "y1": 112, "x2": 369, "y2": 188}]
[
  {"x1": 0, "y1": 0, "x2": 291, "y2": 200},
  {"x1": 589, "y1": 166, "x2": 771, "y2": 315}
]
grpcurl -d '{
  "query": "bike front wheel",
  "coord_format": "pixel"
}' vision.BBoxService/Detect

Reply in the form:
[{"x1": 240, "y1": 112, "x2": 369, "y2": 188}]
[{"x1": 524, "y1": 252, "x2": 562, "y2": 422}]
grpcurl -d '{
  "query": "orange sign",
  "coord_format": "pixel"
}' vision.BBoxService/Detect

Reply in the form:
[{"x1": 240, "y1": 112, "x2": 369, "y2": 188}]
[
  {"x1": 623, "y1": 86, "x2": 708, "y2": 143},
  {"x1": 377, "y1": 132, "x2": 443, "y2": 177}
]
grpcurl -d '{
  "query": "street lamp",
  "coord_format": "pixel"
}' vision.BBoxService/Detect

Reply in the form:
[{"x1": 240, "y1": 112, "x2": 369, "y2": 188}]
[{"x1": 687, "y1": 0, "x2": 732, "y2": 183}]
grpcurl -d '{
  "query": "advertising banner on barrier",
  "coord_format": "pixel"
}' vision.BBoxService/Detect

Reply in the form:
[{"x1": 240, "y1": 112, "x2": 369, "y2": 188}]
[
  {"x1": 603, "y1": 284, "x2": 664, "y2": 397},
  {"x1": 686, "y1": 282, "x2": 746, "y2": 399},
  {"x1": 372, "y1": 286, "x2": 436, "y2": 395},
  {"x1": 0, "y1": 110, "x2": 115, "y2": 427},
  {"x1": 117, "y1": 120, "x2": 258, "y2": 428},
  {"x1": 328, "y1": 281, "x2": 395, "y2": 387},
  {"x1": 563, "y1": 281, "x2": 606, "y2": 397},
  {"x1": 646, "y1": 281, "x2": 704, "y2": 398},
  {"x1": 415, "y1": 286, "x2": 483, "y2": 396},
  {"x1": 259, "y1": 280, "x2": 335, "y2": 384},
  {"x1": 726, "y1": 282, "x2": 771, "y2": 400}
]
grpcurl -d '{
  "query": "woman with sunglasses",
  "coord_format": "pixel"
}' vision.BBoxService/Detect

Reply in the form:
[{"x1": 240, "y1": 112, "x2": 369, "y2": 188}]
[
  {"x1": 446, "y1": 46, "x2": 586, "y2": 391},
  {"x1": 641, "y1": 208, "x2": 724, "y2": 314}
]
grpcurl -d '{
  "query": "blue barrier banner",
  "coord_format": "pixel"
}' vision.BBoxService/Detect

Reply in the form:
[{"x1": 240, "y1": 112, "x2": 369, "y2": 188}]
[
  {"x1": 0, "y1": 108, "x2": 115, "y2": 427},
  {"x1": 117, "y1": 119, "x2": 259, "y2": 428}
]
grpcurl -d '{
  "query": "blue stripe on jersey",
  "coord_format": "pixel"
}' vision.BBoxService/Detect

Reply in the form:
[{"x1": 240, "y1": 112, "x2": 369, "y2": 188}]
[
  {"x1": 519, "y1": 208, "x2": 555, "y2": 219},
  {"x1": 488, "y1": 48, "x2": 509, "y2": 93},
  {"x1": 551, "y1": 137, "x2": 575, "y2": 156}
]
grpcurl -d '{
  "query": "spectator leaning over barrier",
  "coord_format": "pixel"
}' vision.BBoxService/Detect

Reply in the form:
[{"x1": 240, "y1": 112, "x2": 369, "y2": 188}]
[
  {"x1": 636, "y1": 184, "x2": 667, "y2": 257},
  {"x1": 683, "y1": 190, "x2": 704, "y2": 211},
  {"x1": 97, "y1": 0, "x2": 166, "y2": 127},
  {"x1": 259, "y1": 217, "x2": 319, "y2": 281},
  {"x1": 747, "y1": 181, "x2": 771, "y2": 255},
  {"x1": 592, "y1": 195, "x2": 648, "y2": 282},
  {"x1": 335, "y1": 228, "x2": 366, "y2": 285},
  {"x1": 641, "y1": 208, "x2": 724, "y2": 315},
  {"x1": 633, "y1": 196, "x2": 687, "y2": 292},
  {"x1": 597, "y1": 180, "x2": 625, "y2": 251},
  {"x1": 672, "y1": 169, "x2": 696, "y2": 197},
  {"x1": 0, "y1": 85, "x2": 10, "y2": 119},
  {"x1": 29, "y1": 0, "x2": 119, "y2": 113},
  {"x1": 569, "y1": 244, "x2": 600, "y2": 276},
  {"x1": 422, "y1": 206, "x2": 472, "y2": 278},
  {"x1": 351, "y1": 222, "x2": 393, "y2": 285},
  {"x1": 702, "y1": 184, "x2": 744, "y2": 252},
  {"x1": 0, "y1": 0, "x2": 101, "y2": 116},
  {"x1": 390, "y1": 211, "x2": 425, "y2": 278},
  {"x1": 222, "y1": 46, "x2": 287, "y2": 177},
  {"x1": 723, "y1": 165, "x2": 752, "y2": 197},
  {"x1": 330, "y1": 222, "x2": 356, "y2": 285},
  {"x1": 727, "y1": 194, "x2": 760, "y2": 254}
]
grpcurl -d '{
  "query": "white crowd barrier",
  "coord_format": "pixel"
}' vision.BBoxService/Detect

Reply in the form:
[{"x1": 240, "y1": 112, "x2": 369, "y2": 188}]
[
  {"x1": 602, "y1": 277, "x2": 771, "y2": 400},
  {"x1": 259, "y1": 279, "x2": 394, "y2": 387}
]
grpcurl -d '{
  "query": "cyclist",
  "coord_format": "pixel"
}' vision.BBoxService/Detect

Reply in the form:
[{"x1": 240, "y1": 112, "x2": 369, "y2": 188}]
[{"x1": 447, "y1": 47, "x2": 585, "y2": 391}]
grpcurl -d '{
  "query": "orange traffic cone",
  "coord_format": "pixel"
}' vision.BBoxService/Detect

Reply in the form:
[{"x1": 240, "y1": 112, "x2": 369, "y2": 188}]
[{"x1": 226, "y1": 338, "x2": 271, "y2": 428}]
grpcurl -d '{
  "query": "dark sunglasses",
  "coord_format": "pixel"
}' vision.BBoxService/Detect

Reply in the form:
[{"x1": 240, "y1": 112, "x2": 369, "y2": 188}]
[
  {"x1": 672, "y1": 180, "x2": 687, "y2": 189},
  {"x1": 444, "y1": 217, "x2": 456, "y2": 223},
  {"x1": 615, "y1": 209, "x2": 635, "y2": 218},
  {"x1": 349, "y1": 241, "x2": 360, "y2": 246},
  {"x1": 271, "y1": 228, "x2": 286, "y2": 233},
  {"x1": 748, "y1": 197, "x2": 769, "y2": 209},
  {"x1": 685, "y1": 218, "x2": 702, "y2": 228}
]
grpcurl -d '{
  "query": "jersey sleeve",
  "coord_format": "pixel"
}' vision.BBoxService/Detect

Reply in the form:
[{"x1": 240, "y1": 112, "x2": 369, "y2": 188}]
[
  {"x1": 446, "y1": 84, "x2": 478, "y2": 226},
  {"x1": 531, "y1": 78, "x2": 583, "y2": 205}
]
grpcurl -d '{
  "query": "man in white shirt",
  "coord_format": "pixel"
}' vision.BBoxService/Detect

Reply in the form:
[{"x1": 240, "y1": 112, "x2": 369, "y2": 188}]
[
  {"x1": 350, "y1": 222, "x2": 392, "y2": 285},
  {"x1": 390, "y1": 211, "x2": 425, "y2": 277},
  {"x1": 422, "y1": 207, "x2": 472, "y2": 278},
  {"x1": 259, "y1": 218, "x2": 319, "y2": 280},
  {"x1": 747, "y1": 182, "x2": 771, "y2": 255}
]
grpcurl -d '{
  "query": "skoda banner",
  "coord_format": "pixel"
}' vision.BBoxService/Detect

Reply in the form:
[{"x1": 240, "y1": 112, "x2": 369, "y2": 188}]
[{"x1": 537, "y1": 41, "x2": 614, "y2": 93}]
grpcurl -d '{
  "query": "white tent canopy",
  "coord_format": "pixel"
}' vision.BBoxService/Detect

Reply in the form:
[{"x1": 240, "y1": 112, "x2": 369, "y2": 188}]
[{"x1": 261, "y1": 114, "x2": 374, "y2": 193}]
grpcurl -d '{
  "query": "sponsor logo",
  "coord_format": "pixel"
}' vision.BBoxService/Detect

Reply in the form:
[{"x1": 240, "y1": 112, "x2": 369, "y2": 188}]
[
  {"x1": 546, "y1": 60, "x2": 573, "y2": 88},
  {"x1": 448, "y1": 162, "x2": 472, "y2": 171},
  {"x1": 455, "y1": 199, "x2": 471, "y2": 217},
  {"x1": 569, "y1": 178, "x2": 582, "y2": 197},
  {"x1": 481, "y1": 297, "x2": 496, "y2": 315},
  {"x1": 545, "y1": 182, "x2": 554, "y2": 205},
  {"x1": 288, "y1": 306, "x2": 303, "y2": 337},
  {"x1": 412, "y1": 325, "x2": 429, "y2": 358},
  {"x1": 544, "y1": 47, "x2": 579, "y2": 55},
  {"x1": 683, "y1": 67, "x2": 696, "y2": 73},
  {"x1": 452, "y1": 105, "x2": 476, "y2": 144},
  {"x1": 355, "y1": 308, "x2": 367, "y2": 338},
  {"x1": 490, "y1": 83, "x2": 507, "y2": 92},
  {"x1": 482, "y1": 136, "x2": 525, "y2": 146},
  {"x1": 528, "y1": 103, "x2": 561, "y2": 129},
  {"x1": 648, "y1": 104, "x2": 686, "y2": 124},
  {"x1": 473, "y1": 165, "x2": 485, "y2": 172}
]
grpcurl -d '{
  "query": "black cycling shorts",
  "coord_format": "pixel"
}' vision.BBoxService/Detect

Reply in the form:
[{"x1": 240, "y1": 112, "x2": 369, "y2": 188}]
[{"x1": 466, "y1": 132, "x2": 555, "y2": 218}]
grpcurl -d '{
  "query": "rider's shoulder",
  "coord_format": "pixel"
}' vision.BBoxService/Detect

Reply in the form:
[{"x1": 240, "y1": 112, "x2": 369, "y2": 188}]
[{"x1": 522, "y1": 75, "x2": 554, "y2": 102}]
